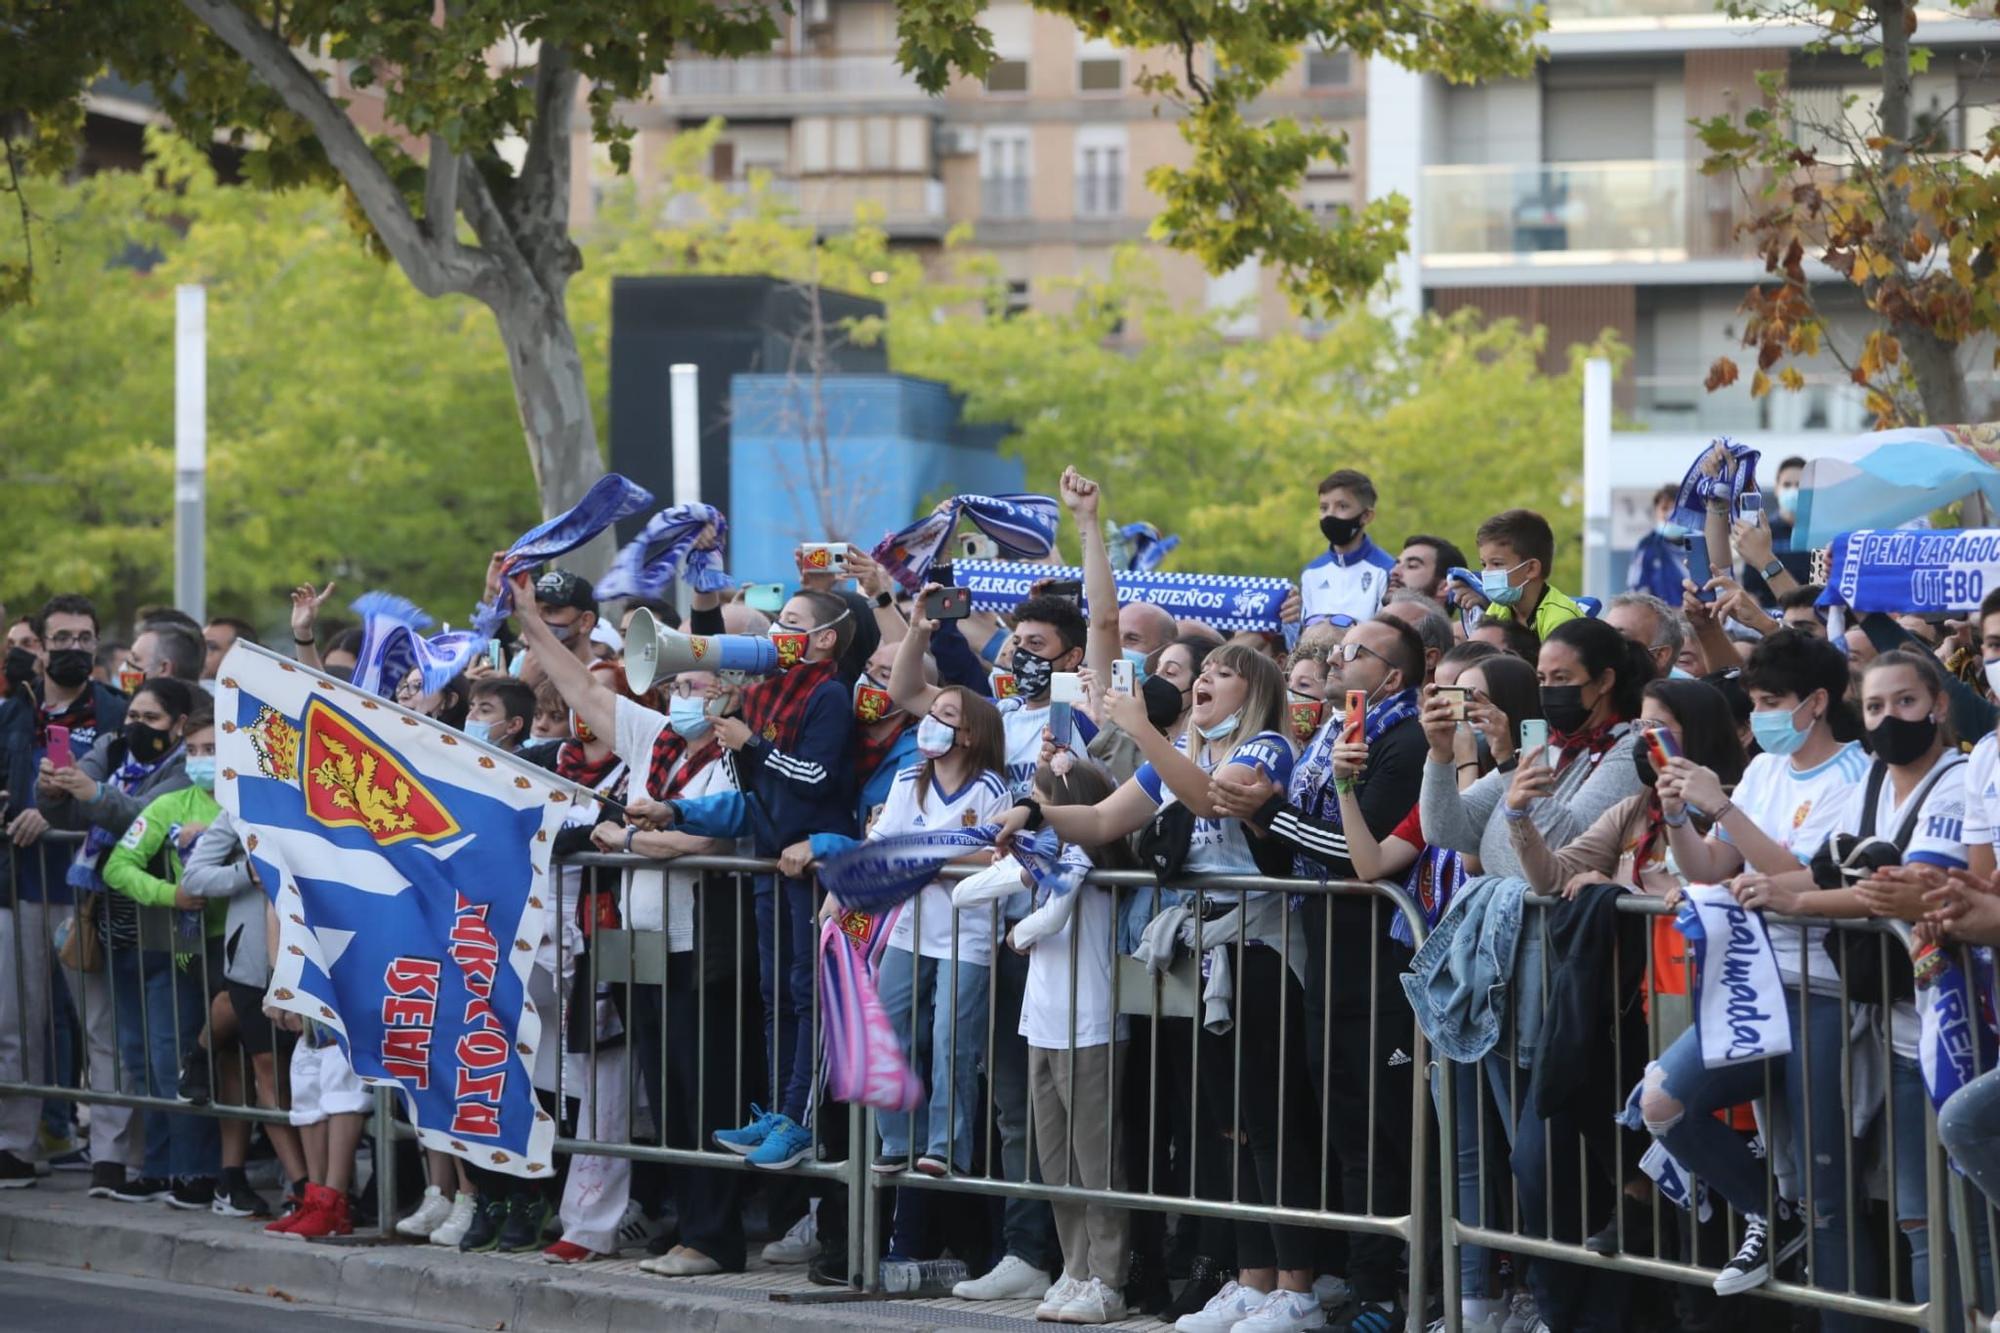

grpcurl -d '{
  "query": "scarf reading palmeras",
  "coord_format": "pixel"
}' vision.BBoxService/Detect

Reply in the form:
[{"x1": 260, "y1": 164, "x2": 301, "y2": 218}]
[{"x1": 740, "y1": 658, "x2": 839, "y2": 752}]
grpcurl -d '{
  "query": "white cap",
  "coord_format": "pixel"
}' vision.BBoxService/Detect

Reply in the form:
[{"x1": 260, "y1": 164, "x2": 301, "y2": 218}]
[{"x1": 590, "y1": 621, "x2": 624, "y2": 653}]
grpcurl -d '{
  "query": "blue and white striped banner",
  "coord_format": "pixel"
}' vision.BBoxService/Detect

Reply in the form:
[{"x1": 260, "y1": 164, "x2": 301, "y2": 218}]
[
  {"x1": 953, "y1": 559, "x2": 1290, "y2": 633},
  {"x1": 1818, "y1": 528, "x2": 2000, "y2": 615}
]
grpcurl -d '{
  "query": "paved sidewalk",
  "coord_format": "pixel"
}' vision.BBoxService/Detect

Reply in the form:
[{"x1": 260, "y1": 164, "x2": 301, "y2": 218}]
[{"x1": 0, "y1": 1172, "x2": 1155, "y2": 1331}]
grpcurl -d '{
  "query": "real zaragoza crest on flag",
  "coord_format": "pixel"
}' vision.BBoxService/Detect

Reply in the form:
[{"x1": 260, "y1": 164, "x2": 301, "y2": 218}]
[{"x1": 214, "y1": 643, "x2": 572, "y2": 1176}]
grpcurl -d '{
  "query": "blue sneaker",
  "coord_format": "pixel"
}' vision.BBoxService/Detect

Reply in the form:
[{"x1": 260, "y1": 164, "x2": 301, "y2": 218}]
[
  {"x1": 712, "y1": 1104, "x2": 785, "y2": 1156},
  {"x1": 745, "y1": 1119, "x2": 813, "y2": 1170}
]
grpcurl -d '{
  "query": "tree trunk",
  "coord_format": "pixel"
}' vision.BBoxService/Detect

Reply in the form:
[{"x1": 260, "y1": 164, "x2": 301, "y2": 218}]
[
  {"x1": 1875, "y1": 0, "x2": 1969, "y2": 427},
  {"x1": 492, "y1": 287, "x2": 614, "y2": 577}
]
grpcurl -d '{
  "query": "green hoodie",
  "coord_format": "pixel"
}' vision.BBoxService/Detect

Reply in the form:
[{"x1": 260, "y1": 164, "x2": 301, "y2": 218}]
[{"x1": 102, "y1": 785, "x2": 227, "y2": 937}]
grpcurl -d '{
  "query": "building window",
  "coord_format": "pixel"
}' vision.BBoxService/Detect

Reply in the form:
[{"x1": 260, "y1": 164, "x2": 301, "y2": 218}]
[
  {"x1": 1076, "y1": 142, "x2": 1124, "y2": 218},
  {"x1": 985, "y1": 59, "x2": 1029, "y2": 94},
  {"x1": 980, "y1": 128, "x2": 1031, "y2": 218},
  {"x1": 1078, "y1": 56, "x2": 1123, "y2": 95},
  {"x1": 1004, "y1": 280, "x2": 1030, "y2": 318},
  {"x1": 1304, "y1": 49, "x2": 1350, "y2": 90}
]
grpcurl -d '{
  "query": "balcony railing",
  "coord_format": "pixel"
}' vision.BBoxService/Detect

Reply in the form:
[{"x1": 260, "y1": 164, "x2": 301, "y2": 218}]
[
  {"x1": 662, "y1": 174, "x2": 946, "y2": 231},
  {"x1": 1542, "y1": 0, "x2": 1726, "y2": 19},
  {"x1": 660, "y1": 53, "x2": 927, "y2": 100},
  {"x1": 1075, "y1": 171, "x2": 1124, "y2": 218},
  {"x1": 1631, "y1": 373, "x2": 1874, "y2": 436},
  {"x1": 980, "y1": 174, "x2": 1030, "y2": 219},
  {"x1": 1420, "y1": 159, "x2": 1761, "y2": 265}
]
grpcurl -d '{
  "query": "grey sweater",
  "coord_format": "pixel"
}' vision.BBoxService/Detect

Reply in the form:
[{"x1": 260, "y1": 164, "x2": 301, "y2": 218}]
[
  {"x1": 1418, "y1": 730, "x2": 1645, "y2": 880},
  {"x1": 180, "y1": 807, "x2": 270, "y2": 988}
]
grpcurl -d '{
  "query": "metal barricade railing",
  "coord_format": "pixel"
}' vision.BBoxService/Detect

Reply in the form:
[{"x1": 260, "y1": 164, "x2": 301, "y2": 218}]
[
  {"x1": 14, "y1": 823, "x2": 1996, "y2": 1331},
  {"x1": 1435, "y1": 890, "x2": 1984, "y2": 1333}
]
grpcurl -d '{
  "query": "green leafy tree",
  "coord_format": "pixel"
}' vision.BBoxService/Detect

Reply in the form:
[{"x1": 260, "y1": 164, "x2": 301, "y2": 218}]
[
  {"x1": 3, "y1": 1, "x2": 1542, "y2": 572},
  {"x1": 0, "y1": 132, "x2": 534, "y2": 633},
  {"x1": 1697, "y1": 0, "x2": 2000, "y2": 427}
]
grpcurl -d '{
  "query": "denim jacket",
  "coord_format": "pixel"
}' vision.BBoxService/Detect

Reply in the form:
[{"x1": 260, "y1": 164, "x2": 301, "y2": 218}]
[{"x1": 1400, "y1": 874, "x2": 1544, "y2": 1065}]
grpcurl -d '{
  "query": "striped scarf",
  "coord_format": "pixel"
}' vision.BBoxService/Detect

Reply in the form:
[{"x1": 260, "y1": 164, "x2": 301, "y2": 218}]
[{"x1": 740, "y1": 657, "x2": 838, "y2": 751}]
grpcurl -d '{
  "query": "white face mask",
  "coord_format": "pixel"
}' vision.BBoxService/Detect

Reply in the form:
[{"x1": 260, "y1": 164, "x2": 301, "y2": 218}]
[{"x1": 916, "y1": 714, "x2": 957, "y2": 759}]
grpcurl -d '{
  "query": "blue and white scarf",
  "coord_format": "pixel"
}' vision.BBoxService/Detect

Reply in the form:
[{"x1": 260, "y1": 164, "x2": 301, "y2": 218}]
[
  {"x1": 1676, "y1": 884, "x2": 1792, "y2": 1069},
  {"x1": 349, "y1": 592, "x2": 484, "y2": 699},
  {"x1": 1113, "y1": 521, "x2": 1180, "y2": 573},
  {"x1": 1671, "y1": 438, "x2": 1761, "y2": 531},
  {"x1": 473, "y1": 473, "x2": 655, "y2": 637},
  {"x1": 1286, "y1": 688, "x2": 1421, "y2": 902},
  {"x1": 595, "y1": 503, "x2": 731, "y2": 601},
  {"x1": 873, "y1": 493, "x2": 1059, "y2": 593},
  {"x1": 816, "y1": 823, "x2": 1072, "y2": 915},
  {"x1": 1921, "y1": 948, "x2": 1997, "y2": 1112}
]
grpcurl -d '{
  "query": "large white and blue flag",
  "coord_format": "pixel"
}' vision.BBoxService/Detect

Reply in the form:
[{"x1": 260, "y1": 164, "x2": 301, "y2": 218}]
[
  {"x1": 215, "y1": 644, "x2": 571, "y2": 1177},
  {"x1": 1793, "y1": 426, "x2": 2000, "y2": 550}
]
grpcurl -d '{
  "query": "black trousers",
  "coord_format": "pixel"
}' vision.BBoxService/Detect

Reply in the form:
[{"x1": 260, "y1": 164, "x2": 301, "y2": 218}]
[
  {"x1": 630, "y1": 959, "x2": 747, "y2": 1268},
  {"x1": 1195, "y1": 945, "x2": 1320, "y2": 1273}
]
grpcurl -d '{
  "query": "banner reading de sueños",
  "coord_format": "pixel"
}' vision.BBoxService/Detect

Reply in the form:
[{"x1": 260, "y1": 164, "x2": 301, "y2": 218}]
[
  {"x1": 952, "y1": 559, "x2": 1291, "y2": 633},
  {"x1": 215, "y1": 644, "x2": 571, "y2": 1177},
  {"x1": 1818, "y1": 528, "x2": 2000, "y2": 615}
]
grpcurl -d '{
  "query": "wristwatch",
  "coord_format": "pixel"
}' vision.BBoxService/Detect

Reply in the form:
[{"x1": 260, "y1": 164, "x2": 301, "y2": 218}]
[
  {"x1": 874, "y1": 590, "x2": 895, "y2": 609},
  {"x1": 1761, "y1": 558, "x2": 1786, "y2": 581}
]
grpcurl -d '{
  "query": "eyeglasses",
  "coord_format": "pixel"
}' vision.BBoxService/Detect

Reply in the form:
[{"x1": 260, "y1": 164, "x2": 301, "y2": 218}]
[
  {"x1": 1337, "y1": 641, "x2": 1389, "y2": 667},
  {"x1": 48, "y1": 631, "x2": 96, "y2": 650},
  {"x1": 394, "y1": 680, "x2": 424, "y2": 701},
  {"x1": 1302, "y1": 614, "x2": 1358, "y2": 630},
  {"x1": 666, "y1": 679, "x2": 707, "y2": 699}
]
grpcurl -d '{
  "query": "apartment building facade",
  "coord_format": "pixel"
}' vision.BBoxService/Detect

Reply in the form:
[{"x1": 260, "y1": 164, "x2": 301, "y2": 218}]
[{"x1": 575, "y1": 0, "x2": 1363, "y2": 336}]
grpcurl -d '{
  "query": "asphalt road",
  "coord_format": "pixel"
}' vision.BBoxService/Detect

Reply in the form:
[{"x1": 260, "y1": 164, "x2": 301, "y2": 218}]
[{"x1": 0, "y1": 1261, "x2": 478, "y2": 1332}]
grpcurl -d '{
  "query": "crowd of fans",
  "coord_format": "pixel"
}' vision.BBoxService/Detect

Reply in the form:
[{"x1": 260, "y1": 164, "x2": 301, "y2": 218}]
[{"x1": 3, "y1": 446, "x2": 2000, "y2": 1333}]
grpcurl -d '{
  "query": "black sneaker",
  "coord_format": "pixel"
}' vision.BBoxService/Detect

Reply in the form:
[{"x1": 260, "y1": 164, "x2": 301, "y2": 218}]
[
  {"x1": 1333, "y1": 1300, "x2": 1407, "y2": 1333},
  {"x1": 459, "y1": 1194, "x2": 507, "y2": 1253},
  {"x1": 109, "y1": 1174, "x2": 173, "y2": 1203},
  {"x1": 807, "y1": 1251, "x2": 854, "y2": 1287},
  {"x1": 0, "y1": 1151, "x2": 37, "y2": 1190},
  {"x1": 1161, "y1": 1253, "x2": 1226, "y2": 1321},
  {"x1": 177, "y1": 1045, "x2": 212, "y2": 1106},
  {"x1": 498, "y1": 1193, "x2": 552, "y2": 1253},
  {"x1": 213, "y1": 1182, "x2": 273, "y2": 1218},
  {"x1": 166, "y1": 1177, "x2": 216, "y2": 1211},
  {"x1": 87, "y1": 1161, "x2": 126, "y2": 1198},
  {"x1": 1712, "y1": 1212, "x2": 1805, "y2": 1296},
  {"x1": 870, "y1": 1152, "x2": 905, "y2": 1175}
]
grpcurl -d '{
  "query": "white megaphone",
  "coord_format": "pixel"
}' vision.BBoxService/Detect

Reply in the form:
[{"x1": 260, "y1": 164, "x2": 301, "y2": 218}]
[{"x1": 623, "y1": 608, "x2": 790, "y2": 695}]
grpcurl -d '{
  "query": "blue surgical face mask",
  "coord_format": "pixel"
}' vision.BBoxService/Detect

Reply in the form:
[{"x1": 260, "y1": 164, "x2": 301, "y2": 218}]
[
  {"x1": 184, "y1": 756, "x2": 217, "y2": 791},
  {"x1": 1197, "y1": 711, "x2": 1241, "y2": 742},
  {"x1": 1750, "y1": 698, "x2": 1812, "y2": 757},
  {"x1": 1654, "y1": 520, "x2": 1691, "y2": 541},
  {"x1": 669, "y1": 695, "x2": 713, "y2": 740},
  {"x1": 1121, "y1": 647, "x2": 1150, "y2": 682},
  {"x1": 464, "y1": 719, "x2": 498, "y2": 746},
  {"x1": 1481, "y1": 561, "x2": 1528, "y2": 607}
]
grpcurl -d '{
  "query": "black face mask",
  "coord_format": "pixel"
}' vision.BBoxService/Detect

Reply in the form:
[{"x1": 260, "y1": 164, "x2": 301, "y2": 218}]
[
  {"x1": 1011, "y1": 646, "x2": 1058, "y2": 700},
  {"x1": 1866, "y1": 713, "x2": 1938, "y2": 767},
  {"x1": 3, "y1": 647, "x2": 36, "y2": 687},
  {"x1": 1142, "y1": 673, "x2": 1187, "y2": 732},
  {"x1": 1541, "y1": 684, "x2": 1594, "y2": 736},
  {"x1": 45, "y1": 649, "x2": 92, "y2": 689},
  {"x1": 123, "y1": 720, "x2": 174, "y2": 764},
  {"x1": 1632, "y1": 743, "x2": 1658, "y2": 788},
  {"x1": 1320, "y1": 514, "x2": 1364, "y2": 548}
]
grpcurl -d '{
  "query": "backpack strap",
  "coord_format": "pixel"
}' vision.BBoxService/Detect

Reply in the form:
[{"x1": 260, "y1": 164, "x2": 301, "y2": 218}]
[
  {"x1": 1887, "y1": 753, "x2": 1966, "y2": 854},
  {"x1": 1857, "y1": 762, "x2": 1889, "y2": 841}
]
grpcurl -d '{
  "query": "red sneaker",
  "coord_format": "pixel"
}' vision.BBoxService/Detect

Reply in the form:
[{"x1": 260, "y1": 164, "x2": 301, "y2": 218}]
[
  {"x1": 264, "y1": 1189, "x2": 310, "y2": 1234},
  {"x1": 541, "y1": 1240, "x2": 602, "y2": 1264},
  {"x1": 287, "y1": 1183, "x2": 352, "y2": 1239}
]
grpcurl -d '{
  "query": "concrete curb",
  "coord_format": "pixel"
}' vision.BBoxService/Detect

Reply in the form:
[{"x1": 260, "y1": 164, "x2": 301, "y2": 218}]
[{"x1": 0, "y1": 1184, "x2": 961, "y2": 1333}]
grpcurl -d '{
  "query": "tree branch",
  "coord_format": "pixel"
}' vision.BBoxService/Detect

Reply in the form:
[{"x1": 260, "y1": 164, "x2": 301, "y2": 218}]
[
  {"x1": 515, "y1": 42, "x2": 581, "y2": 302},
  {"x1": 423, "y1": 134, "x2": 459, "y2": 250},
  {"x1": 179, "y1": 0, "x2": 492, "y2": 299}
]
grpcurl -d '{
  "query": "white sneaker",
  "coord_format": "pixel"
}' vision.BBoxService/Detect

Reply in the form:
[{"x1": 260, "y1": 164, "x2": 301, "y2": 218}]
[
  {"x1": 1175, "y1": 1281, "x2": 1268, "y2": 1333},
  {"x1": 1500, "y1": 1291, "x2": 1540, "y2": 1333},
  {"x1": 426, "y1": 1191, "x2": 476, "y2": 1247},
  {"x1": 953, "y1": 1254, "x2": 1053, "y2": 1300},
  {"x1": 1430, "y1": 1305, "x2": 1505, "y2": 1333},
  {"x1": 761, "y1": 1209, "x2": 820, "y2": 1265},
  {"x1": 394, "y1": 1184, "x2": 453, "y2": 1238},
  {"x1": 1037, "y1": 1274, "x2": 1084, "y2": 1321},
  {"x1": 1230, "y1": 1288, "x2": 1325, "y2": 1332},
  {"x1": 1312, "y1": 1274, "x2": 1353, "y2": 1310},
  {"x1": 615, "y1": 1199, "x2": 662, "y2": 1252},
  {"x1": 1058, "y1": 1275, "x2": 1127, "y2": 1324}
]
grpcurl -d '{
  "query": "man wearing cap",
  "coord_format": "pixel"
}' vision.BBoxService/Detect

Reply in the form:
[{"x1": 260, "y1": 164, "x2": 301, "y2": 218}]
[{"x1": 518, "y1": 569, "x2": 600, "y2": 686}]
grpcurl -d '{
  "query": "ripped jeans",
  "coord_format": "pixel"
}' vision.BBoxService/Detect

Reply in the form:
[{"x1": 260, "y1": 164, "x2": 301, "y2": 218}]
[{"x1": 1639, "y1": 989, "x2": 1875, "y2": 1329}]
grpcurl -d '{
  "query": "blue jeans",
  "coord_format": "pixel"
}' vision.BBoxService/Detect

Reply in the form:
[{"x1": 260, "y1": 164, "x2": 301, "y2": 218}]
[
  {"x1": 1435, "y1": 1051, "x2": 1520, "y2": 1301},
  {"x1": 876, "y1": 946, "x2": 989, "y2": 1169},
  {"x1": 109, "y1": 946, "x2": 218, "y2": 1181},
  {"x1": 1643, "y1": 989, "x2": 1871, "y2": 1330},
  {"x1": 752, "y1": 874, "x2": 816, "y2": 1124},
  {"x1": 1888, "y1": 1055, "x2": 1991, "y2": 1309}
]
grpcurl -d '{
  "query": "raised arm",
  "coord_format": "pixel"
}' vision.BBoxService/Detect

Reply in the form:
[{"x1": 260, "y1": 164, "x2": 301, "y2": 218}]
[
  {"x1": 887, "y1": 591, "x2": 947, "y2": 719},
  {"x1": 1060, "y1": 466, "x2": 1120, "y2": 684},
  {"x1": 291, "y1": 582, "x2": 335, "y2": 672}
]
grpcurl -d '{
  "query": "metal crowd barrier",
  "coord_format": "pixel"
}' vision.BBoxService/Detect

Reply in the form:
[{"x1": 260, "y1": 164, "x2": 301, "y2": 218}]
[
  {"x1": 1434, "y1": 890, "x2": 1988, "y2": 1333},
  {"x1": 10, "y1": 831, "x2": 1995, "y2": 1332}
]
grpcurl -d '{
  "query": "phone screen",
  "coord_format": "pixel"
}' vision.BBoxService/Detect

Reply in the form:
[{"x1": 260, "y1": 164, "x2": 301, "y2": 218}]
[
  {"x1": 1685, "y1": 534, "x2": 1716, "y2": 600},
  {"x1": 1048, "y1": 700, "x2": 1073, "y2": 748}
]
